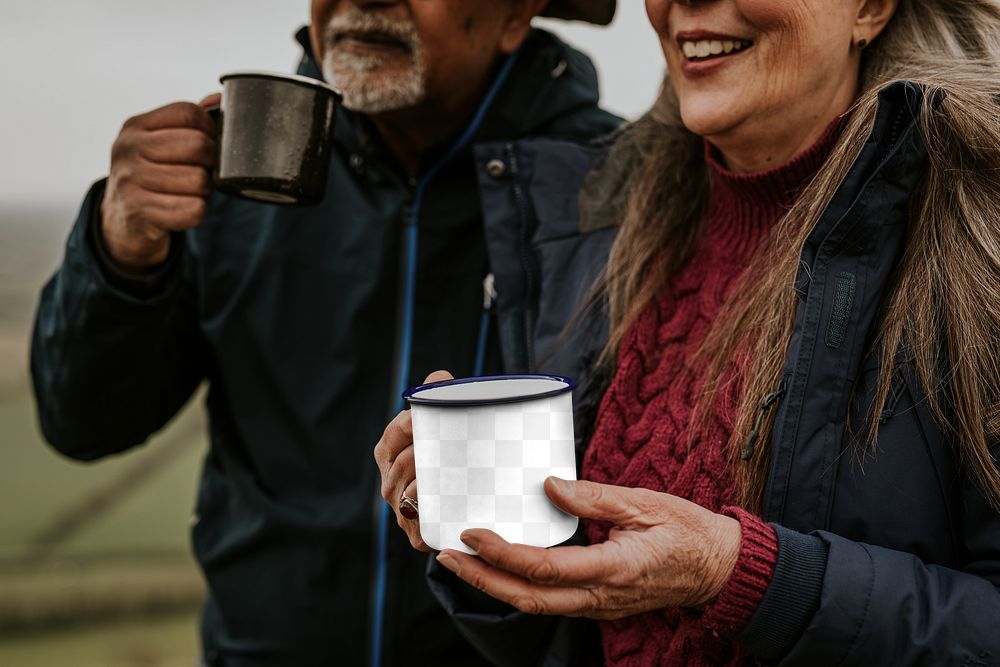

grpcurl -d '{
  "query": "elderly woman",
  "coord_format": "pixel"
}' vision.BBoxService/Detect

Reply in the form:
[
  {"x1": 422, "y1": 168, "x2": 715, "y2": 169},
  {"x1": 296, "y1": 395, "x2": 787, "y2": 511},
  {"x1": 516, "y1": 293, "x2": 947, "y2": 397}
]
[{"x1": 376, "y1": 0, "x2": 1000, "y2": 664}]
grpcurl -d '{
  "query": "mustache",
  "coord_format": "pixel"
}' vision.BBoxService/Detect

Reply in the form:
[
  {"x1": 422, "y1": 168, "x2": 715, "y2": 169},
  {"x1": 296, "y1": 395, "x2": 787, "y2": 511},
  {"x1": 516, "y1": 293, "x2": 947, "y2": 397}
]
[{"x1": 324, "y1": 8, "x2": 420, "y2": 53}]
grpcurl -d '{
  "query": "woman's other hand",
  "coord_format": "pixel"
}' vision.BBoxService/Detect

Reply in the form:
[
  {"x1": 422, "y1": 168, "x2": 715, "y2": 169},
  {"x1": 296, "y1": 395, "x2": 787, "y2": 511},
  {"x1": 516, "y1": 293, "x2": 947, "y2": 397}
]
[
  {"x1": 434, "y1": 478, "x2": 742, "y2": 619},
  {"x1": 374, "y1": 370, "x2": 454, "y2": 552}
]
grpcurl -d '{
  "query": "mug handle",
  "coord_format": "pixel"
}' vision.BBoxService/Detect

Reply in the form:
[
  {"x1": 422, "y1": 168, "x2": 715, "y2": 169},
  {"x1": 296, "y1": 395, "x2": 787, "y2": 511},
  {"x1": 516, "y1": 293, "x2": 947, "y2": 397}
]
[{"x1": 202, "y1": 103, "x2": 222, "y2": 187}]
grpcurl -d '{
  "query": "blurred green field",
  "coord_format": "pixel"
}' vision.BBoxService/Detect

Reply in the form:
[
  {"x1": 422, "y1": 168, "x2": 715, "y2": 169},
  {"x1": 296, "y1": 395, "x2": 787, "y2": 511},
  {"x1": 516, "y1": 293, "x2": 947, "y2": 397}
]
[
  {"x1": 0, "y1": 608, "x2": 200, "y2": 667},
  {"x1": 0, "y1": 209, "x2": 205, "y2": 664}
]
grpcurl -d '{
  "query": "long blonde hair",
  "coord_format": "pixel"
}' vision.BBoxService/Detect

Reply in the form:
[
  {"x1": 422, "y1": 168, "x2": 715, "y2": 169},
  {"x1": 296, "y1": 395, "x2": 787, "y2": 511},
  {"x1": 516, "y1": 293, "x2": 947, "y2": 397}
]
[{"x1": 597, "y1": 0, "x2": 1000, "y2": 510}]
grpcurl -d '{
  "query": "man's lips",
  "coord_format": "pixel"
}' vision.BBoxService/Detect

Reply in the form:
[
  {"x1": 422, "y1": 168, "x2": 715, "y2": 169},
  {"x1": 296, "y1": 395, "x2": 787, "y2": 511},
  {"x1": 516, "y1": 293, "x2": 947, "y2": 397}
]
[{"x1": 333, "y1": 31, "x2": 410, "y2": 52}]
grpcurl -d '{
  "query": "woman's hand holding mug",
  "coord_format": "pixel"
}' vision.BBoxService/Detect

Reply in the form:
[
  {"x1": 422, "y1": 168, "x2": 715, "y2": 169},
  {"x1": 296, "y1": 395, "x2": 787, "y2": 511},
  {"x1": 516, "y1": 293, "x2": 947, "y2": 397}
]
[
  {"x1": 374, "y1": 370, "x2": 454, "y2": 553},
  {"x1": 375, "y1": 368, "x2": 744, "y2": 619},
  {"x1": 434, "y1": 479, "x2": 742, "y2": 619}
]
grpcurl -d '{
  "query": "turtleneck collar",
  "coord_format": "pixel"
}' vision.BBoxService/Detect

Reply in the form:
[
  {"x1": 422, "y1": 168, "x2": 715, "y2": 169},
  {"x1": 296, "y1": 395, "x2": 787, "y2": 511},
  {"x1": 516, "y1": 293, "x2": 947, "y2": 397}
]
[{"x1": 702, "y1": 116, "x2": 845, "y2": 258}]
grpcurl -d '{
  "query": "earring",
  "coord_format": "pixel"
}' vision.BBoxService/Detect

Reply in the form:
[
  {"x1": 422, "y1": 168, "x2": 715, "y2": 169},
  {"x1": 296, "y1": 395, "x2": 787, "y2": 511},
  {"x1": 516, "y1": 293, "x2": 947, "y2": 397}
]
[{"x1": 856, "y1": 37, "x2": 869, "y2": 49}]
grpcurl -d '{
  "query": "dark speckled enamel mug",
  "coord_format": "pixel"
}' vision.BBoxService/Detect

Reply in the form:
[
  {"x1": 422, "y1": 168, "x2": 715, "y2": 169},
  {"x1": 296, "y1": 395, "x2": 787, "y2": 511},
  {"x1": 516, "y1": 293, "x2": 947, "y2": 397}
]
[{"x1": 216, "y1": 71, "x2": 342, "y2": 206}]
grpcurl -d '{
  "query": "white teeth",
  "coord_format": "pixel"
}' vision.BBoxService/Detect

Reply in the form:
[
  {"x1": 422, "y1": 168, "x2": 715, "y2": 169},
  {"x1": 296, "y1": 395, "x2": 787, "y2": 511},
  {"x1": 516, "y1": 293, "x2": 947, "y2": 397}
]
[{"x1": 680, "y1": 39, "x2": 750, "y2": 60}]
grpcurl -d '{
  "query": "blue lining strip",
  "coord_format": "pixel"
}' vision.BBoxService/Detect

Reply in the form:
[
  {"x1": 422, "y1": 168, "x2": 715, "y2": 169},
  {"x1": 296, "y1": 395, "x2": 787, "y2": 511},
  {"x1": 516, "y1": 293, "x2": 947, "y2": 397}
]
[
  {"x1": 473, "y1": 309, "x2": 491, "y2": 376},
  {"x1": 369, "y1": 48, "x2": 521, "y2": 667}
]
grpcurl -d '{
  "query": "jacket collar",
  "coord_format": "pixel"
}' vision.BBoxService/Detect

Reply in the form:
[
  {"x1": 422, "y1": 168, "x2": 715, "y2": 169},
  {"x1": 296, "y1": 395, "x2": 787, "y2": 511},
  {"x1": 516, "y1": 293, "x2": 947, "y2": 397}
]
[
  {"x1": 794, "y1": 81, "x2": 927, "y2": 297},
  {"x1": 293, "y1": 25, "x2": 605, "y2": 169}
]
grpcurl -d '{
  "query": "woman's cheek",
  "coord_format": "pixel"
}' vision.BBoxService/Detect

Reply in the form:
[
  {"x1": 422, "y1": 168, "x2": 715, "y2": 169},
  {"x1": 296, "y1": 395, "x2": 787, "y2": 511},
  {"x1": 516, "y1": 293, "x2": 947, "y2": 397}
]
[
  {"x1": 736, "y1": 0, "x2": 810, "y2": 31},
  {"x1": 645, "y1": 0, "x2": 672, "y2": 48}
]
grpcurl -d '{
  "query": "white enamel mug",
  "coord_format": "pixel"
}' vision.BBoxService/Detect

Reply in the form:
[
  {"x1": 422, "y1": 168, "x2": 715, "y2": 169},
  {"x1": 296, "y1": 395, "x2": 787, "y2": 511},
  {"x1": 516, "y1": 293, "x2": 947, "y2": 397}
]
[{"x1": 403, "y1": 375, "x2": 579, "y2": 553}]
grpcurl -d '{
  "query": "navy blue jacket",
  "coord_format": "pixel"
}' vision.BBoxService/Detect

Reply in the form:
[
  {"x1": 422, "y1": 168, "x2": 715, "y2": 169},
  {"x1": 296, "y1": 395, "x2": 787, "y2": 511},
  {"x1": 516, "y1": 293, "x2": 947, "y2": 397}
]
[
  {"x1": 430, "y1": 82, "x2": 1000, "y2": 666},
  {"x1": 30, "y1": 28, "x2": 620, "y2": 667}
]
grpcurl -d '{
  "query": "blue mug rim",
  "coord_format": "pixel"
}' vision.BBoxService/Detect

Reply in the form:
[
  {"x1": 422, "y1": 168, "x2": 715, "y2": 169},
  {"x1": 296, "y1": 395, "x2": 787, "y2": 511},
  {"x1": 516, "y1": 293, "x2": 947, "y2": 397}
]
[{"x1": 402, "y1": 374, "x2": 576, "y2": 407}]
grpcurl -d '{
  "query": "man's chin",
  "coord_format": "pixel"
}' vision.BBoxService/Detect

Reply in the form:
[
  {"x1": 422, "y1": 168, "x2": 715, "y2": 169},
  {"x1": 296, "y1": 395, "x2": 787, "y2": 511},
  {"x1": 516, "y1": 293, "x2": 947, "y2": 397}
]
[
  {"x1": 340, "y1": 89, "x2": 428, "y2": 115},
  {"x1": 337, "y1": 78, "x2": 427, "y2": 115},
  {"x1": 324, "y1": 58, "x2": 425, "y2": 115}
]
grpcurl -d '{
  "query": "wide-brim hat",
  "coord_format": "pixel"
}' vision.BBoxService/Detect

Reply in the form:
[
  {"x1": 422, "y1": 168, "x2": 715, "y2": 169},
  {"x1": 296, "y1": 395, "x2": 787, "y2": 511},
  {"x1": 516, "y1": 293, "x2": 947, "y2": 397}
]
[{"x1": 542, "y1": 0, "x2": 616, "y2": 25}]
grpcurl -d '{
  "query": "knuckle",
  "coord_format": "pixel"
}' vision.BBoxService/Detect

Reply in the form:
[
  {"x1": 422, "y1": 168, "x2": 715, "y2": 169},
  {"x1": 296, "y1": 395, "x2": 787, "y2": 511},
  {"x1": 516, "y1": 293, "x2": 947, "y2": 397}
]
[
  {"x1": 110, "y1": 138, "x2": 129, "y2": 162},
  {"x1": 386, "y1": 415, "x2": 411, "y2": 448},
  {"x1": 123, "y1": 197, "x2": 147, "y2": 223},
  {"x1": 605, "y1": 565, "x2": 629, "y2": 587},
  {"x1": 174, "y1": 102, "x2": 202, "y2": 127},
  {"x1": 588, "y1": 483, "x2": 607, "y2": 507},
  {"x1": 385, "y1": 415, "x2": 402, "y2": 440},
  {"x1": 633, "y1": 490, "x2": 665, "y2": 522},
  {"x1": 136, "y1": 141, "x2": 159, "y2": 163},
  {"x1": 187, "y1": 198, "x2": 207, "y2": 222},
  {"x1": 142, "y1": 222, "x2": 166, "y2": 244},
  {"x1": 510, "y1": 594, "x2": 546, "y2": 616},
  {"x1": 380, "y1": 422, "x2": 394, "y2": 445},
  {"x1": 121, "y1": 113, "x2": 143, "y2": 131},
  {"x1": 525, "y1": 557, "x2": 560, "y2": 584},
  {"x1": 179, "y1": 169, "x2": 201, "y2": 193},
  {"x1": 197, "y1": 170, "x2": 213, "y2": 195},
  {"x1": 194, "y1": 134, "x2": 215, "y2": 158},
  {"x1": 584, "y1": 588, "x2": 607, "y2": 614},
  {"x1": 114, "y1": 162, "x2": 135, "y2": 185}
]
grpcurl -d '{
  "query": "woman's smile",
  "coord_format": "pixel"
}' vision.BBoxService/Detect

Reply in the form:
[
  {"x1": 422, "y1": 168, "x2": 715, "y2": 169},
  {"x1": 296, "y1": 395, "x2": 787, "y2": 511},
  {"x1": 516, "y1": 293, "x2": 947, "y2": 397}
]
[{"x1": 676, "y1": 30, "x2": 754, "y2": 76}]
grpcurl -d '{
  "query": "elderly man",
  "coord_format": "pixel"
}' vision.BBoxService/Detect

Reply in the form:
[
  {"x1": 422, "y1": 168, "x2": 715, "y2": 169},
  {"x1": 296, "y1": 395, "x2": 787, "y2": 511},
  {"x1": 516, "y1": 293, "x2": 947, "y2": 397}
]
[{"x1": 31, "y1": 0, "x2": 618, "y2": 665}]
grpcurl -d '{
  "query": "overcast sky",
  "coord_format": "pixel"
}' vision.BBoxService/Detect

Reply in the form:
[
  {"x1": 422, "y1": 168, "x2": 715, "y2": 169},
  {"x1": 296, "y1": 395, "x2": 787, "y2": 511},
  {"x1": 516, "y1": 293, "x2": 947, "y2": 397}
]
[{"x1": 0, "y1": 1, "x2": 663, "y2": 212}]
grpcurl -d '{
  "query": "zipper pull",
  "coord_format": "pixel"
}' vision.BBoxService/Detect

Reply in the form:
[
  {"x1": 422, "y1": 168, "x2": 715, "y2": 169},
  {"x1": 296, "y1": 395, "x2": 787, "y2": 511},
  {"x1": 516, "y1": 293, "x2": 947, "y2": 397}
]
[
  {"x1": 482, "y1": 273, "x2": 496, "y2": 310},
  {"x1": 741, "y1": 382, "x2": 788, "y2": 461}
]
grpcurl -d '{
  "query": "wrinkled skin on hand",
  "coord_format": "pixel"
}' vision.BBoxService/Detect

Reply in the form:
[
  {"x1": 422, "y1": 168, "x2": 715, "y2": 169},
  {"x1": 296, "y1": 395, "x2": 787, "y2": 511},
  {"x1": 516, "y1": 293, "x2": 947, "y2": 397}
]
[
  {"x1": 434, "y1": 477, "x2": 742, "y2": 620},
  {"x1": 373, "y1": 371, "x2": 743, "y2": 619},
  {"x1": 100, "y1": 94, "x2": 220, "y2": 270}
]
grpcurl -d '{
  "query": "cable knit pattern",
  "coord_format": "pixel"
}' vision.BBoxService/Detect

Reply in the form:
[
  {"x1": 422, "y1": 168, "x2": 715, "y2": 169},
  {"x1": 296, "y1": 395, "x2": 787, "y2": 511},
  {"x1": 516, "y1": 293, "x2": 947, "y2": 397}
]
[{"x1": 581, "y1": 122, "x2": 842, "y2": 667}]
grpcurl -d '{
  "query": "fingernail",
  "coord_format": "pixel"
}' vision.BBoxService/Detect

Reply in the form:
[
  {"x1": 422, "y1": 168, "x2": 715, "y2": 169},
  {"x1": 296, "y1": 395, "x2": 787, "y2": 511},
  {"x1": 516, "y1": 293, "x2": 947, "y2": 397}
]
[
  {"x1": 460, "y1": 533, "x2": 480, "y2": 551},
  {"x1": 436, "y1": 552, "x2": 460, "y2": 575}
]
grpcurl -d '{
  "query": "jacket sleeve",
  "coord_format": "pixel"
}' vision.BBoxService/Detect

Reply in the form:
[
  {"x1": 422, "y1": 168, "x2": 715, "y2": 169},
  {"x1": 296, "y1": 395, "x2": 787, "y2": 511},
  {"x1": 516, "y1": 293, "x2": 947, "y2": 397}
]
[
  {"x1": 30, "y1": 180, "x2": 206, "y2": 461},
  {"x1": 738, "y1": 467, "x2": 1000, "y2": 666}
]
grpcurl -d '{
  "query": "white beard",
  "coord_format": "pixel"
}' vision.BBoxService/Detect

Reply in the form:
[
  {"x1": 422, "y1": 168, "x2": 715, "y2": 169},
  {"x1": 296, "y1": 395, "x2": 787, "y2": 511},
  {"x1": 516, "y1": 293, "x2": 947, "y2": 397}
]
[
  {"x1": 321, "y1": 7, "x2": 427, "y2": 114},
  {"x1": 322, "y1": 48, "x2": 427, "y2": 114}
]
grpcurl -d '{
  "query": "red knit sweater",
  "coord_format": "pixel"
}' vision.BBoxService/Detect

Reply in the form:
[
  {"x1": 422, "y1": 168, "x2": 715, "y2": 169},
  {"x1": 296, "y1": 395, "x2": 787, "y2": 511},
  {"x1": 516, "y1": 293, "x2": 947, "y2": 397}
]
[{"x1": 581, "y1": 126, "x2": 841, "y2": 666}]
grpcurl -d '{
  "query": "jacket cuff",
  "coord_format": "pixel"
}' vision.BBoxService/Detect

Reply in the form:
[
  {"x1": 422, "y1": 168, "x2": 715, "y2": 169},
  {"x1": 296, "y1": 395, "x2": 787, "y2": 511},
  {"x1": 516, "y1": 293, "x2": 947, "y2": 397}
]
[
  {"x1": 735, "y1": 524, "x2": 828, "y2": 663},
  {"x1": 86, "y1": 180, "x2": 184, "y2": 300},
  {"x1": 702, "y1": 507, "x2": 779, "y2": 636}
]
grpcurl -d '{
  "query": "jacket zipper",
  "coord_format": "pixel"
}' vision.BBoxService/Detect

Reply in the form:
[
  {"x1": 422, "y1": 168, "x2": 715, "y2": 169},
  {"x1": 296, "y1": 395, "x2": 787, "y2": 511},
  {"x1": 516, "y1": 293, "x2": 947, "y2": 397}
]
[
  {"x1": 368, "y1": 189, "x2": 417, "y2": 667},
  {"x1": 741, "y1": 380, "x2": 789, "y2": 461},
  {"x1": 506, "y1": 143, "x2": 539, "y2": 372}
]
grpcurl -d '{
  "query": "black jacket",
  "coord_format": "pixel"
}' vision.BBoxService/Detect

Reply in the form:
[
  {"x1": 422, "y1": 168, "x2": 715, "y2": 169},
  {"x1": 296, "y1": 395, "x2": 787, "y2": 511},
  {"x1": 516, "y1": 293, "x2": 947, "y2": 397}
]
[
  {"x1": 30, "y1": 28, "x2": 620, "y2": 667},
  {"x1": 429, "y1": 82, "x2": 1000, "y2": 666}
]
